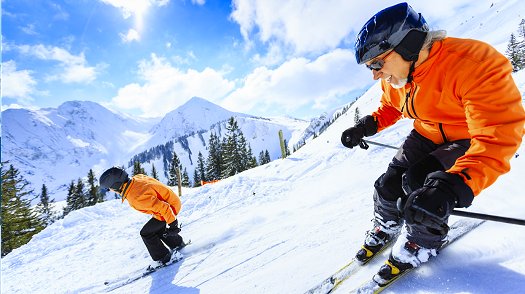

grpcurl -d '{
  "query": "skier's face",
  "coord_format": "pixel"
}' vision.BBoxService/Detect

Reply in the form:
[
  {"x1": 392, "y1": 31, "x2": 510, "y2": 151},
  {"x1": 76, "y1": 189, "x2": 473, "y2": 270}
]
[{"x1": 366, "y1": 50, "x2": 410, "y2": 88}]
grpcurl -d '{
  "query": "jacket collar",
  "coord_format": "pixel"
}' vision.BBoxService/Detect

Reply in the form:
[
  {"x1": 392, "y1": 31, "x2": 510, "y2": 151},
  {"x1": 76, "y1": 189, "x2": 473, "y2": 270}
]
[
  {"x1": 412, "y1": 38, "x2": 444, "y2": 82},
  {"x1": 120, "y1": 179, "x2": 133, "y2": 202}
]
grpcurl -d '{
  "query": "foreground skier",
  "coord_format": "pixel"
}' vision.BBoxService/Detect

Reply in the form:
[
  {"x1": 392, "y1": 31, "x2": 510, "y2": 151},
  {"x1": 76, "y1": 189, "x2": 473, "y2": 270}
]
[
  {"x1": 99, "y1": 167, "x2": 186, "y2": 267},
  {"x1": 341, "y1": 2, "x2": 525, "y2": 283}
]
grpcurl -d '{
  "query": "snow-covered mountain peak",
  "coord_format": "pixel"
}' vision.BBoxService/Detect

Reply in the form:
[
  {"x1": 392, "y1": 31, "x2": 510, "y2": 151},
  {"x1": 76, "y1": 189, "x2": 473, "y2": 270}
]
[{"x1": 147, "y1": 97, "x2": 249, "y2": 144}]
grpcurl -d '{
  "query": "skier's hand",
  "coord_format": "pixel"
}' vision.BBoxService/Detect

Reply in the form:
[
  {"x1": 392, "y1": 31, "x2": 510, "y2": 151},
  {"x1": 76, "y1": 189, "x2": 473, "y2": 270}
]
[
  {"x1": 166, "y1": 220, "x2": 181, "y2": 234},
  {"x1": 403, "y1": 171, "x2": 474, "y2": 230},
  {"x1": 340, "y1": 115, "x2": 378, "y2": 148}
]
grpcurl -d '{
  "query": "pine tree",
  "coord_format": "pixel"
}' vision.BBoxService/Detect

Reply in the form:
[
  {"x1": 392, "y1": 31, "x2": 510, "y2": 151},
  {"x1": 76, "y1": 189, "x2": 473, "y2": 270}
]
[
  {"x1": 518, "y1": 19, "x2": 525, "y2": 41},
  {"x1": 193, "y1": 169, "x2": 200, "y2": 187},
  {"x1": 354, "y1": 107, "x2": 361, "y2": 124},
  {"x1": 168, "y1": 152, "x2": 181, "y2": 186},
  {"x1": 221, "y1": 117, "x2": 241, "y2": 178},
  {"x1": 196, "y1": 151, "x2": 206, "y2": 185},
  {"x1": 506, "y1": 33, "x2": 524, "y2": 72},
  {"x1": 258, "y1": 150, "x2": 266, "y2": 165},
  {"x1": 246, "y1": 144, "x2": 258, "y2": 169},
  {"x1": 182, "y1": 168, "x2": 190, "y2": 187},
  {"x1": 206, "y1": 132, "x2": 223, "y2": 180},
  {"x1": 86, "y1": 169, "x2": 99, "y2": 206},
  {"x1": 1, "y1": 163, "x2": 45, "y2": 256},
  {"x1": 73, "y1": 178, "x2": 86, "y2": 210},
  {"x1": 35, "y1": 184, "x2": 56, "y2": 226},
  {"x1": 63, "y1": 181, "x2": 76, "y2": 217},
  {"x1": 151, "y1": 163, "x2": 159, "y2": 180},
  {"x1": 517, "y1": 19, "x2": 525, "y2": 70},
  {"x1": 283, "y1": 139, "x2": 291, "y2": 157},
  {"x1": 237, "y1": 134, "x2": 250, "y2": 172},
  {"x1": 133, "y1": 161, "x2": 146, "y2": 176}
]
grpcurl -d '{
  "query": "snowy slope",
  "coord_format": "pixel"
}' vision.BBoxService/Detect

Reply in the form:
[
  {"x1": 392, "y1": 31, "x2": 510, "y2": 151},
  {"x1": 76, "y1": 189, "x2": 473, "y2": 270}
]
[
  {"x1": 3, "y1": 1, "x2": 525, "y2": 293},
  {"x1": 2, "y1": 73, "x2": 524, "y2": 293}
]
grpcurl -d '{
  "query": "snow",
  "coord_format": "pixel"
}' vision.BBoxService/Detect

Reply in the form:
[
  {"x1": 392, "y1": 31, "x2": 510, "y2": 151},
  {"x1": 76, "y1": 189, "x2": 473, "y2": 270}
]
[
  {"x1": 2, "y1": 75, "x2": 525, "y2": 293},
  {"x1": 3, "y1": 1, "x2": 525, "y2": 292}
]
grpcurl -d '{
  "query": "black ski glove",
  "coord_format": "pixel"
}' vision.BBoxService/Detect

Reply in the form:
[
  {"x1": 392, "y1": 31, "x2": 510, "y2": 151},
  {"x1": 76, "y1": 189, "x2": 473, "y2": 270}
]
[
  {"x1": 403, "y1": 171, "x2": 474, "y2": 231},
  {"x1": 165, "y1": 220, "x2": 181, "y2": 235},
  {"x1": 341, "y1": 115, "x2": 378, "y2": 148}
]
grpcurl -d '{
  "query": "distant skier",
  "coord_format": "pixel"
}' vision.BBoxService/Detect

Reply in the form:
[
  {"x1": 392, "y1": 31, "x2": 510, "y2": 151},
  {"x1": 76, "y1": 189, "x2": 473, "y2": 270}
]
[
  {"x1": 99, "y1": 167, "x2": 186, "y2": 266},
  {"x1": 341, "y1": 2, "x2": 525, "y2": 283}
]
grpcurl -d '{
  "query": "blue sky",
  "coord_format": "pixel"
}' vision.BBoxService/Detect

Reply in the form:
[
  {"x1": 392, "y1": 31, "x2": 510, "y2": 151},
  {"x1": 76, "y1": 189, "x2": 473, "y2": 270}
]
[{"x1": 1, "y1": 0, "x2": 514, "y2": 119}]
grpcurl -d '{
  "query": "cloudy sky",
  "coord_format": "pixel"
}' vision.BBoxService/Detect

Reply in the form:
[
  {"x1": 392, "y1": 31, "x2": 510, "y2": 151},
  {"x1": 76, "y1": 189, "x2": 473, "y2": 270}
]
[{"x1": 1, "y1": 0, "x2": 512, "y2": 119}]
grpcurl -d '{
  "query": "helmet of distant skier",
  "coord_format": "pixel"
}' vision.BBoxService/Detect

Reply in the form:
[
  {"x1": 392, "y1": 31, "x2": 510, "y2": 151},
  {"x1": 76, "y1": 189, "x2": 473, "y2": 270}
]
[
  {"x1": 355, "y1": 2, "x2": 429, "y2": 64},
  {"x1": 99, "y1": 167, "x2": 129, "y2": 192}
]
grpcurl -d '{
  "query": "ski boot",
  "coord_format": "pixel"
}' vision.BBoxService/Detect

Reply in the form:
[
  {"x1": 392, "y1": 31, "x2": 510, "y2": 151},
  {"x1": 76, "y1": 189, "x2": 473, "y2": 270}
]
[
  {"x1": 355, "y1": 224, "x2": 399, "y2": 264},
  {"x1": 373, "y1": 234, "x2": 437, "y2": 286}
]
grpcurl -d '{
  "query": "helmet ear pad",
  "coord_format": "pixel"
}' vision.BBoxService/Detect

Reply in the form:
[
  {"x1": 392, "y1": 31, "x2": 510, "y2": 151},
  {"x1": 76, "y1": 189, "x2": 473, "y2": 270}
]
[{"x1": 394, "y1": 30, "x2": 428, "y2": 62}]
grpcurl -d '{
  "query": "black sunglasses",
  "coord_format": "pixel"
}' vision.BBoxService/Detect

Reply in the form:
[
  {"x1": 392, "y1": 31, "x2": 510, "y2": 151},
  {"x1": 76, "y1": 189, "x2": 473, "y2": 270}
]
[{"x1": 366, "y1": 50, "x2": 395, "y2": 71}]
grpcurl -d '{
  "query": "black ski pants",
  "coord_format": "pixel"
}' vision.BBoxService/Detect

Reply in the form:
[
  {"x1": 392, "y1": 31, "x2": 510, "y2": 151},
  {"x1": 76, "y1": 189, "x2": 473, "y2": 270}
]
[
  {"x1": 373, "y1": 129, "x2": 470, "y2": 248},
  {"x1": 140, "y1": 218, "x2": 183, "y2": 261}
]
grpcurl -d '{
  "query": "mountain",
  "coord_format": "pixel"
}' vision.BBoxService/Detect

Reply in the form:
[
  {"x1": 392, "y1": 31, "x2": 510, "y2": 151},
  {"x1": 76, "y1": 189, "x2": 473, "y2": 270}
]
[
  {"x1": 147, "y1": 97, "x2": 249, "y2": 146},
  {"x1": 1, "y1": 101, "x2": 157, "y2": 198},
  {"x1": 1, "y1": 98, "x2": 311, "y2": 202},
  {"x1": 2, "y1": 72, "x2": 524, "y2": 294}
]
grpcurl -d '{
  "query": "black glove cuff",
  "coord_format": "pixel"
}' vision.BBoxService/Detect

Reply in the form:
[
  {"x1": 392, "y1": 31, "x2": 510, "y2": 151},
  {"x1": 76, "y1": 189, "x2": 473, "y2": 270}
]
[
  {"x1": 357, "y1": 115, "x2": 378, "y2": 137},
  {"x1": 426, "y1": 171, "x2": 474, "y2": 208}
]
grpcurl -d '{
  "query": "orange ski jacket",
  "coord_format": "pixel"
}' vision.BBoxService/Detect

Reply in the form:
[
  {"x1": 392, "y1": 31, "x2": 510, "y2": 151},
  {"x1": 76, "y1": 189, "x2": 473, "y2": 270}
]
[
  {"x1": 121, "y1": 174, "x2": 181, "y2": 224},
  {"x1": 372, "y1": 37, "x2": 525, "y2": 196}
]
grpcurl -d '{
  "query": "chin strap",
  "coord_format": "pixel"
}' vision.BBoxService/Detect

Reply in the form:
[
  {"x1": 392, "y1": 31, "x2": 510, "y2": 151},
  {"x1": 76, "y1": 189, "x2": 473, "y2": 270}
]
[{"x1": 406, "y1": 60, "x2": 416, "y2": 84}]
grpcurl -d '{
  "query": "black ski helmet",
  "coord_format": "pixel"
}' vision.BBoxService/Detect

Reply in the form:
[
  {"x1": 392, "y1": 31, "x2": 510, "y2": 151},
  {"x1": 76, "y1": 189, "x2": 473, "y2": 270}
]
[
  {"x1": 355, "y1": 2, "x2": 429, "y2": 64},
  {"x1": 99, "y1": 167, "x2": 129, "y2": 192}
]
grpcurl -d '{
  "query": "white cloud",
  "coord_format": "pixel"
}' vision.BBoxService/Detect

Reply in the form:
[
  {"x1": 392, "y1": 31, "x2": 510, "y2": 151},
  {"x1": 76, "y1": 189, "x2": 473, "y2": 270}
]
[
  {"x1": 110, "y1": 53, "x2": 235, "y2": 117},
  {"x1": 222, "y1": 48, "x2": 371, "y2": 116},
  {"x1": 120, "y1": 29, "x2": 140, "y2": 42},
  {"x1": 231, "y1": 0, "x2": 364, "y2": 56},
  {"x1": 2, "y1": 60, "x2": 37, "y2": 103},
  {"x1": 230, "y1": 0, "x2": 490, "y2": 58},
  {"x1": 17, "y1": 44, "x2": 98, "y2": 84}
]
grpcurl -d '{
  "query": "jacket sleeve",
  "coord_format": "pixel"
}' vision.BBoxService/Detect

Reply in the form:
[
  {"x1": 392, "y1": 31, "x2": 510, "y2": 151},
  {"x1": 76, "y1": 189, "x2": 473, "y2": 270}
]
[
  {"x1": 153, "y1": 183, "x2": 181, "y2": 224},
  {"x1": 138, "y1": 189, "x2": 177, "y2": 224},
  {"x1": 372, "y1": 81, "x2": 404, "y2": 132},
  {"x1": 447, "y1": 53, "x2": 525, "y2": 196}
]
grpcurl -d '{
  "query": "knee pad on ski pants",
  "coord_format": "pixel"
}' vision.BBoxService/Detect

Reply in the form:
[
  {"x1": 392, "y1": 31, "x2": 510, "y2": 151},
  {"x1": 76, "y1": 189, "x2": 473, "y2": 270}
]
[
  {"x1": 374, "y1": 165, "x2": 406, "y2": 202},
  {"x1": 401, "y1": 155, "x2": 444, "y2": 195},
  {"x1": 374, "y1": 155, "x2": 444, "y2": 203}
]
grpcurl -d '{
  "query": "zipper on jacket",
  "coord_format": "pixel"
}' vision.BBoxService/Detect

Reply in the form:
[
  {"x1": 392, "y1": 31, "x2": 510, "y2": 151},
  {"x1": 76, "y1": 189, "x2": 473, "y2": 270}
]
[
  {"x1": 438, "y1": 123, "x2": 448, "y2": 143},
  {"x1": 401, "y1": 83, "x2": 417, "y2": 119},
  {"x1": 409, "y1": 84, "x2": 419, "y2": 118}
]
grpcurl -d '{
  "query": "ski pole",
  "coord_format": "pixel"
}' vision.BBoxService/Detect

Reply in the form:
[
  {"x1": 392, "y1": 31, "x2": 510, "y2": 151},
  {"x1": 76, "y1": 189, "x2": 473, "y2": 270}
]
[
  {"x1": 361, "y1": 139, "x2": 399, "y2": 150},
  {"x1": 451, "y1": 210, "x2": 525, "y2": 226},
  {"x1": 359, "y1": 140, "x2": 525, "y2": 226}
]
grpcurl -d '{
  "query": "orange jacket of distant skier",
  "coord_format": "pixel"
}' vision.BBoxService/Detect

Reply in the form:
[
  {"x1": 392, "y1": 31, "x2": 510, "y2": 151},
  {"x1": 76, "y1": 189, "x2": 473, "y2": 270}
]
[
  {"x1": 372, "y1": 37, "x2": 525, "y2": 196},
  {"x1": 121, "y1": 174, "x2": 181, "y2": 224}
]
